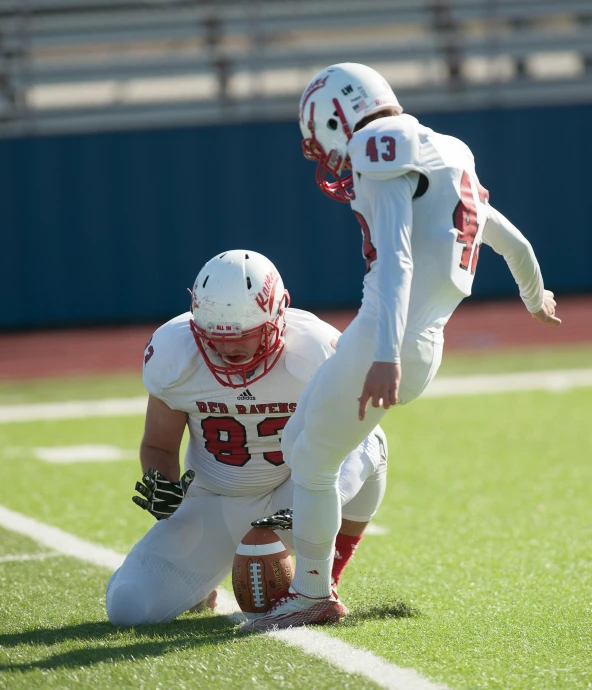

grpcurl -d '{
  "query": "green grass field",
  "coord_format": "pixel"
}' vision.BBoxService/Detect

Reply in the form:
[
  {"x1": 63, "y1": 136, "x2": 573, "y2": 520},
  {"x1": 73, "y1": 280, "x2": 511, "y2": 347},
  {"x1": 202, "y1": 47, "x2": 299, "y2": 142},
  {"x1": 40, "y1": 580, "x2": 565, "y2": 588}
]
[{"x1": 1, "y1": 345, "x2": 591, "y2": 690}]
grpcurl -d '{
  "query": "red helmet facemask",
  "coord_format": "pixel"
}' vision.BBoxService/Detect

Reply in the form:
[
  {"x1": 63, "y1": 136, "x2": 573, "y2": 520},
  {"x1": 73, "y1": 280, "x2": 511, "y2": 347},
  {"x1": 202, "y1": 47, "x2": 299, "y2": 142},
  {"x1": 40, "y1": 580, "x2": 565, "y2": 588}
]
[
  {"x1": 190, "y1": 291, "x2": 290, "y2": 389},
  {"x1": 301, "y1": 99, "x2": 354, "y2": 204}
]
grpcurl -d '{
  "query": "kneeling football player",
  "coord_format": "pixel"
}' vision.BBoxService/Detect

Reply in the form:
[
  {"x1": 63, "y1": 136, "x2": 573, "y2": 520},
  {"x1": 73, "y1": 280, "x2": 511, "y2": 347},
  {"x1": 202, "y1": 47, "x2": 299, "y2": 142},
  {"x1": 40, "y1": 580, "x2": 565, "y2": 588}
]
[{"x1": 106, "y1": 250, "x2": 387, "y2": 626}]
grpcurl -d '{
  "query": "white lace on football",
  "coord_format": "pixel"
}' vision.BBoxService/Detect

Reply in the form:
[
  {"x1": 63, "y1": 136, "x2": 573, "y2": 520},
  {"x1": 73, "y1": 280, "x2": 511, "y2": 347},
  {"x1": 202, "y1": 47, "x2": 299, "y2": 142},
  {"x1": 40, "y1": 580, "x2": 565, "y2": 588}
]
[{"x1": 249, "y1": 561, "x2": 265, "y2": 609}]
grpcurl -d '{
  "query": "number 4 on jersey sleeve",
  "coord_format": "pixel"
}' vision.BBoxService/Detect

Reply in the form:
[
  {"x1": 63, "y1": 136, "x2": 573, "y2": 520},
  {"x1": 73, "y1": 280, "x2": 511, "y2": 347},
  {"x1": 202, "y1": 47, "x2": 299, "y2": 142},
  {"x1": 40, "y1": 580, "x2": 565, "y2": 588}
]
[{"x1": 453, "y1": 170, "x2": 489, "y2": 274}]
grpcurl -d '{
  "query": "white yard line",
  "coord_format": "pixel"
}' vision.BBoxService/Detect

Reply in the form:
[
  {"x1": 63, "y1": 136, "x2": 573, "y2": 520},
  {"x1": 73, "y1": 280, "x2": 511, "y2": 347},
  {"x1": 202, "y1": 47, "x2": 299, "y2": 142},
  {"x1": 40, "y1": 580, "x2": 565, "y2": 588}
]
[
  {"x1": 0, "y1": 505, "x2": 449, "y2": 690},
  {"x1": 269, "y1": 628, "x2": 449, "y2": 690},
  {"x1": 1, "y1": 368, "x2": 591, "y2": 425},
  {"x1": 0, "y1": 552, "x2": 61, "y2": 563},
  {"x1": 425, "y1": 368, "x2": 592, "y2": 397},
  {"x1": 364, "y1": 523, "x2": 389, "y2": 536},
  {"x1": 0, "y1": 506, "x2": 124, "y2": 570},
  {"x1": 0, "y1": 397, "x2": 147, "y2": 424}
]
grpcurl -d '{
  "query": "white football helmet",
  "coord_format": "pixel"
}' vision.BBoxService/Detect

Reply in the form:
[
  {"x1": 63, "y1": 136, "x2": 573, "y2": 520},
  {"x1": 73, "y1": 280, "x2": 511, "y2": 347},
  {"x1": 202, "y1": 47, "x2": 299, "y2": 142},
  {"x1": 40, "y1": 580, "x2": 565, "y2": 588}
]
[
  {"x1": 190, "y1": 250, "x2": 290, "y2": 388},
  {"x1": 299, "y1": 63, "x2": 403, "y2": 202}
]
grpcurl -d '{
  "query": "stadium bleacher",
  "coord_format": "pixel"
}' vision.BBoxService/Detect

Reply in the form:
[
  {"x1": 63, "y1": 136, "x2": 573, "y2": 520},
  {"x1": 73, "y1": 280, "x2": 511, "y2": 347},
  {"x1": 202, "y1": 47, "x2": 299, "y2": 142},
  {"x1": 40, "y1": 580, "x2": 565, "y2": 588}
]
[{"x1": 1, "y1": 0, "x2": 591, "y2": 135}]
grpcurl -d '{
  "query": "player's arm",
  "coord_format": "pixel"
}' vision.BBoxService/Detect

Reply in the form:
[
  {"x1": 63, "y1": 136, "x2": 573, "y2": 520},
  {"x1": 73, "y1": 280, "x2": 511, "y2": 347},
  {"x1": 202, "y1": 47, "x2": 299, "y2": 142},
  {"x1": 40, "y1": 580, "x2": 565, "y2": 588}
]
[
  {"x1": 358, "y1": 173, "x2": 416, "y2": 420},
  {"x1": 482, "y1": 206, "x2": 560, "y2": 325},
  {"x1": 133, "y1": 395, "x2": 194, "y2": 519},
  {"x1": 140, "y1": 394, "x2": 187, "y2": 480}
]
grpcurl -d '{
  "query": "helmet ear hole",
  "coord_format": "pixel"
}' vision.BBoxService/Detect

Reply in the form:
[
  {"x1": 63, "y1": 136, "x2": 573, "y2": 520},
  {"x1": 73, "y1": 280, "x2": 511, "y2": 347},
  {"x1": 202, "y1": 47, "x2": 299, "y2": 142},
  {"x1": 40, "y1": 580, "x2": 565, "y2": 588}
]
[{"x1": 327, "y1": 118, "x2": 338, "y2": 131}]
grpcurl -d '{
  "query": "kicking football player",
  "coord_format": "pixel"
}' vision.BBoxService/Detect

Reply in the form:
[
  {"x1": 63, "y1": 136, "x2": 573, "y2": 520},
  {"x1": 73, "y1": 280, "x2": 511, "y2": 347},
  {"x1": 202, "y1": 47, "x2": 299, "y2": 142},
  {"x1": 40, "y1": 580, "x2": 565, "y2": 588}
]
[
  {"x1": 242, "y1": 62, "x2": 561, "y2": 632},
  {"x1": 106, "y1": 249, "x2": 387, "y2": 626}
]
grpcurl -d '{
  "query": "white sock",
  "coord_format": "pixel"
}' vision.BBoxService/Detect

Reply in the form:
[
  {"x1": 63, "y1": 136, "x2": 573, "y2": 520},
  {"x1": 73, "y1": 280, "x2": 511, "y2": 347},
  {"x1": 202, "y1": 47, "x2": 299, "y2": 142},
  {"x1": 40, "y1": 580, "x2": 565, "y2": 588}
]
[
  {"x1": 292, "y1": 485, "x2": 340, "y2": 554},
  {"x1": 291, "y1": 554, "x2": 333, "y2": 598},
  {"x1": 291, "y1": 482, "x2": 340, "y2": 598}
]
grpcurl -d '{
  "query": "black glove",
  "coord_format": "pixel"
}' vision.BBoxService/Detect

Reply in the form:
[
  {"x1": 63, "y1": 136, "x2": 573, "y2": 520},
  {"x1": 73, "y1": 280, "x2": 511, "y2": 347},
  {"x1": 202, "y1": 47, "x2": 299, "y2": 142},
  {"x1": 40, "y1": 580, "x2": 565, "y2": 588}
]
[
  {"x1": 132, "y1": 468, "x2": 195, "y2": 520},
  {"x1": 251, "y1": 508, "x2": 293, "y2": 531}
]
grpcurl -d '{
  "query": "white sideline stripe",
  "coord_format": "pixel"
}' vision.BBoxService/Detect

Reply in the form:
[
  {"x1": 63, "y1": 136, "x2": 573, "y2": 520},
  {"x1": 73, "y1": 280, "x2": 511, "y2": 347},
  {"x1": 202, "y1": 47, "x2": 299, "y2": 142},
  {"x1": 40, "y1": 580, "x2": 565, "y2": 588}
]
[
  {"x1": 425, "y1": 368, "x2": 592, "y2": 398},
  {"x1": 0, "y1": 397, "x2": 147, "y2": 424},
  {"x1": 269, "y1": 628, "x2": 450, "y2": 690},
  {"x1": 0, "y1": 505, "x2": 449, "y2": 690},
  {"x1": 0, "y1": 505, "x2": 124, "y2": 571},
  {"x1": 1, "y1": 368, "x2": 592, "y2": 425},
  {"x1": 364, "y1": 523, "x2": 389, "y2": 536},
  {"x1": 0, "y1": 552, "x2": 61, "y2": 563}
]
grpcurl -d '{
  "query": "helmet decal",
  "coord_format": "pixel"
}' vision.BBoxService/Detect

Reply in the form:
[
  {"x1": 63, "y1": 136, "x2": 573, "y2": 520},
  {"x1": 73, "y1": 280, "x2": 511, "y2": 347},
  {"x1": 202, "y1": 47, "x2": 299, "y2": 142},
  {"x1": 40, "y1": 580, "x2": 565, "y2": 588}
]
[
  {"x1": 255, "y1": 270, "x2": 280, "y2": 314},
  {"x1": 299, "y1": 75, "x2": 329, "y2": 123}
]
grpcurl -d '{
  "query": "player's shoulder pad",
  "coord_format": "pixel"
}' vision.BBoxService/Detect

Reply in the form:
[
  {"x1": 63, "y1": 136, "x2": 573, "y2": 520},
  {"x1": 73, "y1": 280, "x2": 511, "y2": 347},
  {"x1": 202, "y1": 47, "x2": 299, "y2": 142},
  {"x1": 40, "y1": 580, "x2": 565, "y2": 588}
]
[
  {"x1": 142, "y1": 312, "x2": 200, "y2": 398},
  {"x1": 348, "y1": 113, "x2": 422, "y2": 179},
  {"x1": 283, "y1": 308, "x2": 340, "y2": 382}
]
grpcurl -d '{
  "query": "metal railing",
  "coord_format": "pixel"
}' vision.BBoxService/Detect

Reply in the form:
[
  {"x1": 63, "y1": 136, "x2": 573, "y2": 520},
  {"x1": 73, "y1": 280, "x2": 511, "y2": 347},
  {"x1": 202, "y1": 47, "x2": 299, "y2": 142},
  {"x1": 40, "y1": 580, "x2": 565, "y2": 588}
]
[{"x1": 1, "y1": 0, "x2": 591, "y2": 136}]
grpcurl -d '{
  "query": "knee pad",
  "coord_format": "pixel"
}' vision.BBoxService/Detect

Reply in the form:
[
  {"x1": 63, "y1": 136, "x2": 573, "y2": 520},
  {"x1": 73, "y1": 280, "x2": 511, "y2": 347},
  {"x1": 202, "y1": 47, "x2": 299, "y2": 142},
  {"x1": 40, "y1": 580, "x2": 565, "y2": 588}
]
[{"x1": 106, "y1": 580, "x2": 149, "y2": 627}]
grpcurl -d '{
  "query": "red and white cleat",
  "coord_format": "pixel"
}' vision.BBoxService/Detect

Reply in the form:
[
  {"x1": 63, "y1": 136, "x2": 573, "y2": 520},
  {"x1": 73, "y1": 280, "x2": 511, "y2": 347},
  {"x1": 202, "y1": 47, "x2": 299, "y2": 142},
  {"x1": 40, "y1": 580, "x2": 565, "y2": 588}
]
[{"x1": 239, "y1": 588, "x2": 348, "y2": 633}]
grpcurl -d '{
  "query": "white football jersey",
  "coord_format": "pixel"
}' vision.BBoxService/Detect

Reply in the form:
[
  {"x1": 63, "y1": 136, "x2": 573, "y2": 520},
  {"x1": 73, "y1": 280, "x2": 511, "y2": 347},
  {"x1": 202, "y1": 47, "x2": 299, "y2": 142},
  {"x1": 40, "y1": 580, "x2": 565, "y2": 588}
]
[
  {"x1": 143, "y1": 308, "x2": 340, "y2": 497},
  {"x1": 349, "y1": 113, "x2": 490, "y2": 338}
]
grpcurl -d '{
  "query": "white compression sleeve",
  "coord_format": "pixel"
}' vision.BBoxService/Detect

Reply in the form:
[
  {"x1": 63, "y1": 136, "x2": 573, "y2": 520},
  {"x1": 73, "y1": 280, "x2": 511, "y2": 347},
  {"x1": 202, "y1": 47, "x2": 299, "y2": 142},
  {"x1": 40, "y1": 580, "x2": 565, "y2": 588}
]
[
  {"x1": 360, "y1": 174, "x2": 415, "y2": 363},
  {"x1": 482, "y1": 205, "x2": 545, "y2": 312}
]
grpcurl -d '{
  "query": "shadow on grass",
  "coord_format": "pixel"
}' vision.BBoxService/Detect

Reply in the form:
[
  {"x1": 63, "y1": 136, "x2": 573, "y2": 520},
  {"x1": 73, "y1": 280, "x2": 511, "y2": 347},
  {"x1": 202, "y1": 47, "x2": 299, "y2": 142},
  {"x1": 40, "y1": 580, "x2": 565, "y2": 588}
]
[
  {"x1": 0, "y1": 612, "x2": 240, "y2": 673},
  {"x1": 342, "y1": 599, "x2": 421, "y2": 626},
  {"x1": 1, "y1": 599, "x2": 421, "y2": 672}
]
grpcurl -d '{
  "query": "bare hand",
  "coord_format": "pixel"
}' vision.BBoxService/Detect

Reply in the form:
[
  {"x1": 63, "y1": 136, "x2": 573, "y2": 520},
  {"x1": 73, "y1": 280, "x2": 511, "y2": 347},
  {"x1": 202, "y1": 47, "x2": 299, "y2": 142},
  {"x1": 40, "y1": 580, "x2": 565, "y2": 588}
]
[
  {"x1": 531, "y1": 290, "x2": 561, "y2": 326},
  {"x1": 358, "y1": 362, "x2": 401, "y2": 421}
]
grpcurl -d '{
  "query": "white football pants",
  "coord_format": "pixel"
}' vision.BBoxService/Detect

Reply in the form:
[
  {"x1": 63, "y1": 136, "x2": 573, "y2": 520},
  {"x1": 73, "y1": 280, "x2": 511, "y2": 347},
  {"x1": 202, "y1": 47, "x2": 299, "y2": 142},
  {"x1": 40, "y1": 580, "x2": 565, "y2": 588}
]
[
  {"x1": 106, "y1": 431, "x2": 386, "y2": 626},
  {"x1": 282, "y1": 309, "x2": 443, "y2": 557}
]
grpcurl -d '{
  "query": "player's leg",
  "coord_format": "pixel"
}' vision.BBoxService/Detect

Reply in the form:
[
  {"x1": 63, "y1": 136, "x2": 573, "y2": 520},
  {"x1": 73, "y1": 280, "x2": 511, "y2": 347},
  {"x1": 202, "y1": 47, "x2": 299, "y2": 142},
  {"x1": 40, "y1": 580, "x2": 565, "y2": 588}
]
[
  {"x1": 241, "y1": 329, "x2": 444, "y2": 630},
  {"x1": 283, "y1": 312, "x2": 387, "y2": 597},
  {"x1": 398, "y1": 331, "x2": 443, "y2": 404},
  {"x1": 278, "y1": 324, "x2": 440, "y2": 598},
  {"x1": 259, "y1": 426, "x2": 387, "y2": 598},
  {"x1": 106, "y1": 486, "x2": 234, "y2": 625},
  {"x1": 333, "y1": 426, "x2": 388, "y2": 587},
  {"x1": 106, "y1": 486, "x2": 273, "y2": 625},
  {"x1": 260, "y1": 425, "x2": 387, "y2": 577},
  {"x1": 239, "y1": 428, "x2": 388, "y2": 633}
]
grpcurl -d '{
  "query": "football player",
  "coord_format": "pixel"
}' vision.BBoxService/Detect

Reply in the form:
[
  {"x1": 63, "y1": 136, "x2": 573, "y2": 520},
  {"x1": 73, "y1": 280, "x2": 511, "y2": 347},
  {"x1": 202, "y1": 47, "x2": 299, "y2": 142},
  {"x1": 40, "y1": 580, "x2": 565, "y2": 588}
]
[
  {"x1": 106, "y1": 249, "x2": 387, "y2": 626},
  {"x1": 242, "y1": 62, "x2": 561, "y2": 632}
]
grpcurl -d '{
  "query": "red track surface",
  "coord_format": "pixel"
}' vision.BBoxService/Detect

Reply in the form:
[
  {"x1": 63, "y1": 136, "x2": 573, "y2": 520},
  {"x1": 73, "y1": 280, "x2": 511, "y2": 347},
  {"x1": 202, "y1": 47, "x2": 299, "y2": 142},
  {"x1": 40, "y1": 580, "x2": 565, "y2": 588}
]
[{"x1": 1, "y1": 296, "x2": 590, "y2": 380}]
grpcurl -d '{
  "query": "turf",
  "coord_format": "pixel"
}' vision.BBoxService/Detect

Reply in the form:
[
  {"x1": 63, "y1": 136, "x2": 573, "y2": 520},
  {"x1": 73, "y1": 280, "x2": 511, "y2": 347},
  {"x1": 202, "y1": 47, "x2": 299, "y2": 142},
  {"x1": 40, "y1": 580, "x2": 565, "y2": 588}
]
[
  {"x1": 0, "y1": 374, "x2": 144, "y2": 406},
  {"x1": 1, "y1": 352, "x2": 592, "y2": 689},
  {"x1": 0, "y1": 532, "x2": 378, "y2": 690},
  {"x1": 332, "y1": 388, "x2": 592, "y2": 689},
  {"x1": 438, "y1": 343, "x2": 592, "y2": 376}
]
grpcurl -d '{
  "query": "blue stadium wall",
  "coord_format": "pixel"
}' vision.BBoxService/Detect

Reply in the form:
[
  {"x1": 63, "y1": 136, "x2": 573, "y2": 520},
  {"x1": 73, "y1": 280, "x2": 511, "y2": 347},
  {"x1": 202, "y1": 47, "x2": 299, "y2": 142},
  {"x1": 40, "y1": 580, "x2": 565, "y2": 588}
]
[{"x1": 1, "y1": 102, "x2": 588, "y2": 330}]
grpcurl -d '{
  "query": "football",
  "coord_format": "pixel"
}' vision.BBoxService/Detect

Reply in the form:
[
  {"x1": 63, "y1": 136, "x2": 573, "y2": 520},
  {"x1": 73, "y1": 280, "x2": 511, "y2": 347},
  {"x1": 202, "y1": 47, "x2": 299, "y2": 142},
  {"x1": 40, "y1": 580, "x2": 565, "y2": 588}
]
[{"x1": 232, "y1": 526, "x2": 294, "y2": 614}]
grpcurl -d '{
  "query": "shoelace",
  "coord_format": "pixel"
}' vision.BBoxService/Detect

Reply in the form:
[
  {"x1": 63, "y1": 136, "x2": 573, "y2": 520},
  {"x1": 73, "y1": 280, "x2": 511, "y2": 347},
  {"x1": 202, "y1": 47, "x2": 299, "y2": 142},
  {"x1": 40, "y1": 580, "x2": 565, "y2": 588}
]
[
  {"x1": 269, "y1": 588, "x2": 339, "y2": 612},
  {"x1": 269, "y1": 588, "x2": 299, "y2": 610}
]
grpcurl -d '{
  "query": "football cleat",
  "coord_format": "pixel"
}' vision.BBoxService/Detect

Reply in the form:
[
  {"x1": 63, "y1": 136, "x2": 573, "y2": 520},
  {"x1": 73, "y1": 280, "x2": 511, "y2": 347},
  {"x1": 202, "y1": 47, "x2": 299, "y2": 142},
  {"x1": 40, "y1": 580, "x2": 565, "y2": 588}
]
[
  {"x1": 251, "y1": 508, "x2": 293, "y2": 531},
  {"x1": 238, "y1": 587, "x2": 347, "y2": 633},
  {"x1": 188, "y1": 589, "x2": 217, "y2": 614}
]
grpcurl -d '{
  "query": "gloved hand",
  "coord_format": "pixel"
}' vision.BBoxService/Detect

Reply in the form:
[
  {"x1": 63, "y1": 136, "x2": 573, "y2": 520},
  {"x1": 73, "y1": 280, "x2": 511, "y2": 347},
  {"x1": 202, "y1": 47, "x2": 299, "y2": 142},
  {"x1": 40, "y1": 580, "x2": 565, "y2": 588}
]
[
  {"x1": 132, "y1": 468, "x2": 195, "y2": 520},
  {"x1": 251, "y1": 508, "x2": 293, "y2": 530}
]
